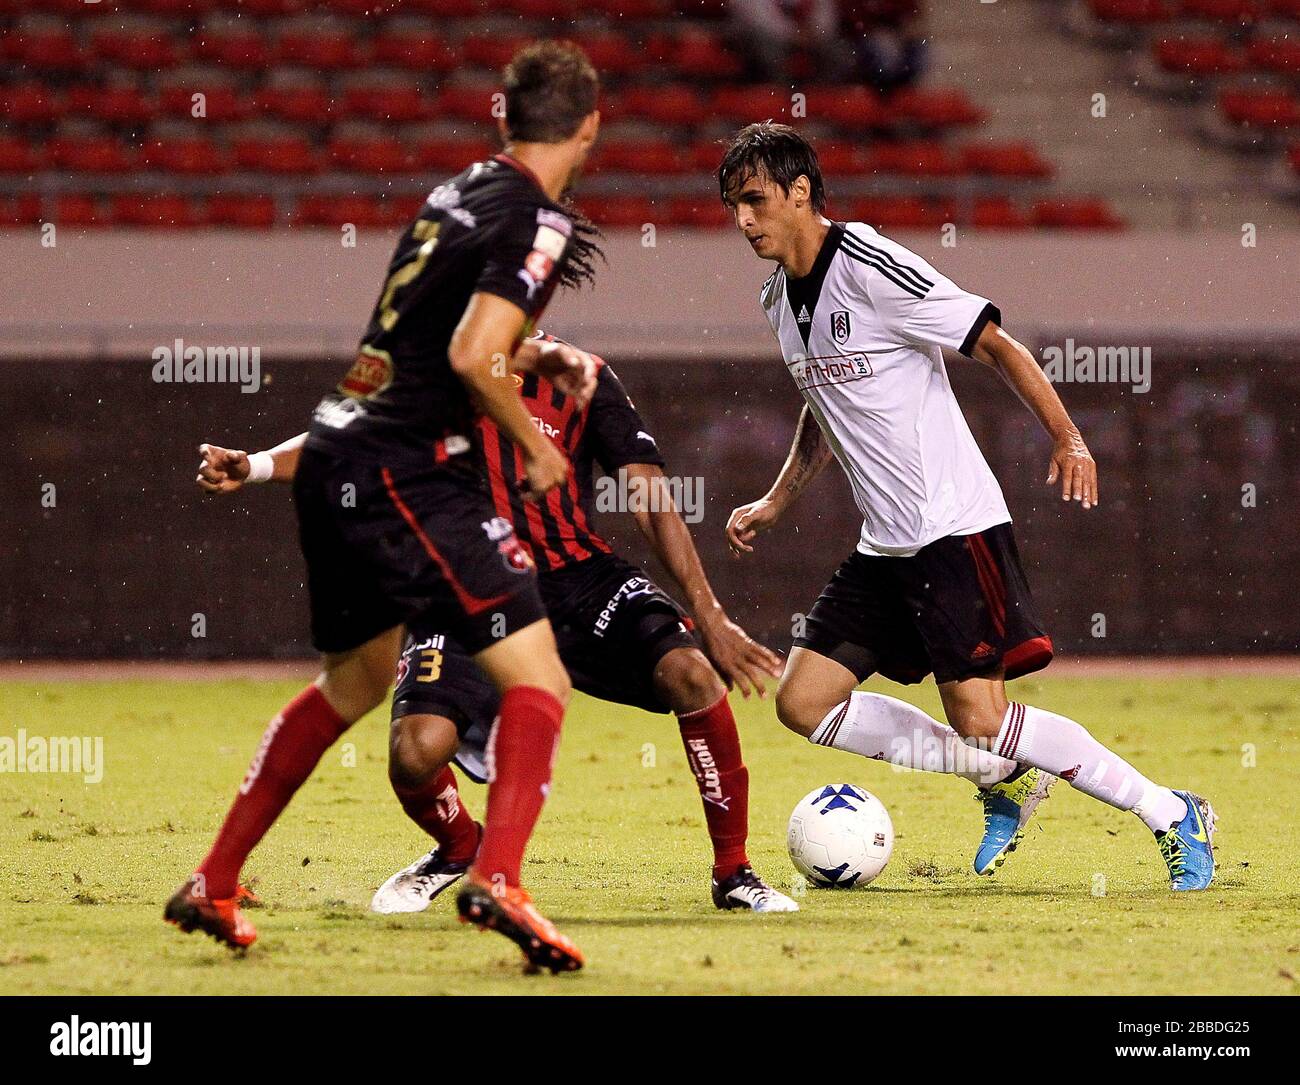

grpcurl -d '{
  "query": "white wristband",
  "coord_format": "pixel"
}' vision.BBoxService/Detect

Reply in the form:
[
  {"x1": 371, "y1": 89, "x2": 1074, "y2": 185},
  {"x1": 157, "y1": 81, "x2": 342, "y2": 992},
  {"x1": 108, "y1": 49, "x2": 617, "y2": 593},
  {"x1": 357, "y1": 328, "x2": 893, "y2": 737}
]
[{"x1": 246, "y1": 450, "x2": 275, "y2": 484}]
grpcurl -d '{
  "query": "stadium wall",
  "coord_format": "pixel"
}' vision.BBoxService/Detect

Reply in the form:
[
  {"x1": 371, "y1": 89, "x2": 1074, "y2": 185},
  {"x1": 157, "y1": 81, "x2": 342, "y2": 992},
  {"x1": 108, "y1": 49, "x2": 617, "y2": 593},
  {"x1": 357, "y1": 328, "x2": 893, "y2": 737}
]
[{"x1": 4, "y1": 230, "x2": 1297, "y2": 659}]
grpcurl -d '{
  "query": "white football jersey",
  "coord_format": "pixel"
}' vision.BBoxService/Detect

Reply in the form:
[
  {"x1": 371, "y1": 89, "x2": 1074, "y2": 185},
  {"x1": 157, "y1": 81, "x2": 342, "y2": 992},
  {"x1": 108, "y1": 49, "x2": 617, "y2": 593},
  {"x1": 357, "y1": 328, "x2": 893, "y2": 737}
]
[{"x1": 761, "y1": 221, "x2": 1011, "y2": 557}]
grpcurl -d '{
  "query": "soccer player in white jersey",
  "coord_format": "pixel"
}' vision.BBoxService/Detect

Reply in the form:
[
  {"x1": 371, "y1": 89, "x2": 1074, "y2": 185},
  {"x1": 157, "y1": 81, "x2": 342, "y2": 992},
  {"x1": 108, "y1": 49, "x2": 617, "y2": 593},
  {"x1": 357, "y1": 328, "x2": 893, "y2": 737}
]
[{"x1": 719, "y1": 123, "x2": 1216, "y2": 891}]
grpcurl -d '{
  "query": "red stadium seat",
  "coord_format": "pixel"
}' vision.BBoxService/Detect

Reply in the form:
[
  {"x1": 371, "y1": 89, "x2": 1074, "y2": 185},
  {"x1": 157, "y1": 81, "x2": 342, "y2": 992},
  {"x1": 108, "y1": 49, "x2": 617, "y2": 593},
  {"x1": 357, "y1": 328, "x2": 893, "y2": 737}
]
[
  {"x1": 0, "y1": 136, "x2": 42, "y2": 173},
  {"x1": 588, "y1": 0, "x2": 670, "y2": 14},
  {"x1": 371, "y1": 30, "x2": 456, "y2": 72},
  {"x1": 869, "y1": 141, "x2": 961, "y2": 177},
  {"x1": 0, "y1": 194, "x2": 43, "y2": 226},
  {"x1": 888, "y1": 88, "x2": 985, "y2": 128},
  {"x1": 194, "y1": 30, "x2": 272, "y2": 70},
  {"x1": 619, "y1": 84, "x2": 705, "y2": 126},
  {"x1": 402, "y1": 0, "x2": 485, "y2": 13},
  {"x1": 573, "y1": 32, "x2": 647, "y2": 77},
  {"x1": 277, "y1": 30, "x2": 364, "y2": 70},
  {"x1": 710, "y1": 84, "x2": 800, "y2": 122},
  {"x1": 231, "y1": 135, "x2": 321, "y2": 174},
  {"x1": 971, "y1": 197, "x2": 1031, "y2": 229},
  {"x1": 495, "y1": 0, "x2": 579, "y2": 17},
  {"x1": 846, "y1": 196, "x2": 954, "y2": 229},
  {"x1": 814, "y1": 85, "x2": 890, "y2": 130},
  {"x1": 295, "y1": 193, "x2": 387, "y2": 227},
  {"x1": 339, "y1": 83, "x2": 432, "y2": 124},
  {"x1": 140, "y1": 0, "x2": 220, "y2": 14},
  {"x1": 413, "y1": 137, "x2": 496, "y2": 172},
  {"x1": 1219, "y1": 87, "x2": 1300, "y2": 125},
  {"x1": 206, "y1": 194, "x2": 279, "y2": 228},
  {"x1": 593, "y1": 139, "x2": 691, "y2": 175},
  {"x1": 959, "y1": 142, "x2": 1054, "y2": 178},
  {"x1": 53, "y1": 194, "x2": 103, "y2": 227},
  {"x1": 1031, "y1": 197, "x2": 1125, "y2": 229},
  {"x1": 254, "y1": 83, "x2": 333, "y2": 125},
  {"x1": 1089, "y1": 0, "x2": 1172, "y2": 22},
  {"x1": 110, "y1": 194, "x2": 203, "y2": 227},
  {"x1": 584, "y1": 195, "x2": 661, "y2": 228},
  {"x1": 1246, "y1": 38, "x2": 1300, "y2": 74},
  {"x1": 7, "y1": 28, "x2": 90, "y2": 71},
  {"x1": 462, "y1": 35, "x2": 535, "y2": 71},
  {"x1": 812, "y1": 140, "x2": 873, "y2": 176},
  {"x1": 47, "y1": 135, "x2": 136, "y2": 173},
  {"x1": 668, "y1": 195, "x2": 730, "y2": 228},
  {"x1": 234, "y1": 0, "x2": 307, "y2": 15},
  {"x1": 649, "y1": 30, "x2": 743, "y2": 79},
  {"x1": 90, "y1": 28, "x2": 183, "y2": 70},
  {"x1": 140, "y1": 136, "x2": 230, "y2": 175},
  {"x1": 434, "y1": 84, "x2": 500, "y2": 123},
  {"x1": 1179, "y1": 0, "x2": 1260, "y2": 21},
  {"x1": 0, "y1": 82, "x2": 64, "y2": 126},
  {"x1": 328, "y1": 133, "x2": 418, "y2": 174},
  {"x1": 65, "y1": 84, "x2": 156, "y2": 126},
  {"x1": 1155, "y1": 37, "x2": 1246, "y2": 74}
]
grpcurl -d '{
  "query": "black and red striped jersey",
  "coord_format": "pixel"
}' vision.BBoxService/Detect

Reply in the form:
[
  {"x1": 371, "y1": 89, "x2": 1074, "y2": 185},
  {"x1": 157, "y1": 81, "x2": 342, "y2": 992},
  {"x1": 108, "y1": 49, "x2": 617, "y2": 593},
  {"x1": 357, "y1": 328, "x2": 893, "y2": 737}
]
[{"x1": 477, "y1": 338, "x2": 664, "y2": 572}]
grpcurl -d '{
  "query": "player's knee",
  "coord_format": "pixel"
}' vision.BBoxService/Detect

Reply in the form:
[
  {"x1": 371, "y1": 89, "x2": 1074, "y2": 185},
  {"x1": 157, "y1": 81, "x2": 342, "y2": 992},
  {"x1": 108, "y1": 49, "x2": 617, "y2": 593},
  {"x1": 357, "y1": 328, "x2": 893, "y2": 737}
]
[
  {"x1": 388, "y1": 715, "x2": 455, "y2": 792},
  {"x1": 775, "y1": 683, "x2": 824, "y2": 738},
  {"x1": 945, "y1": 703, "x2": 1001, "y2": 741},
  {"x1": 535, "y1": 662, "x2": 571, "y2": 707},
  {"x1": 656, "y1": 649, "x2": 725, "y2": 714}
]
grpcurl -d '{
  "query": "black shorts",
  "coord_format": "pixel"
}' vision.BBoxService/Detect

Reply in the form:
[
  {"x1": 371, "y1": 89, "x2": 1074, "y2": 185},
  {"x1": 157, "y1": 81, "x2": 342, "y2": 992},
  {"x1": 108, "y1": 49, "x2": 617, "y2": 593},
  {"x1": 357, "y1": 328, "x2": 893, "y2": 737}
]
[
  {"x1": 293, "y1": 444, "x2": 544, "y2": 655},
  {"x1": 795, "y1": 522, "x2": 1053, "y2": 686},
  {"x1": 391, "y1": 553, "x2": 698, "y2": 781}
]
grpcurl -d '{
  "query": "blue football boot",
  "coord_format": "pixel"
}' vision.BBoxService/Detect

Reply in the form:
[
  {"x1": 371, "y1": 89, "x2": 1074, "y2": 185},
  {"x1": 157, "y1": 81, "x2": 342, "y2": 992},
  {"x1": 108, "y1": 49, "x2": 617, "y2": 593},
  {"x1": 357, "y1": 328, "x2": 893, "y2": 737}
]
[
  {"x1": 974, "y1": 766, "x2": 1055, "y2": 875},
  {"x1": 1156, "y1": 790, "x2": 1217, "y2": 891}
]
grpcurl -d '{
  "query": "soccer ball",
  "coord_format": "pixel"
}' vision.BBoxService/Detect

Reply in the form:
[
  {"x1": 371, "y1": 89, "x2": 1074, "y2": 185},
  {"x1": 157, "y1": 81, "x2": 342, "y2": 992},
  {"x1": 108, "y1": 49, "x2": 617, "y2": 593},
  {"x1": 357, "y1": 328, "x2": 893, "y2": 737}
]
[{"x1": 787, "y1": 784, "x2": 894, "y2": 888}]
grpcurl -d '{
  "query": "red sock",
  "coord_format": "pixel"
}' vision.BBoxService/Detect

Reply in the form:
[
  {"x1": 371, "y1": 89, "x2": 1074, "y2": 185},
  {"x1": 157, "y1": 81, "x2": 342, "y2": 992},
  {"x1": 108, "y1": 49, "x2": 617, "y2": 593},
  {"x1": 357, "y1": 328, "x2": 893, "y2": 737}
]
[
  {"x1": 196, "y1": 684, "x2": 347, "y2": 899},
  {"x1": 678, "y1": 695, "x2": 750, "y2": 881},
  {"x1": 472, "y1": 686, "x2": 563, "y2": 888},
  {"x1": 393, "y1": 765, "x2": 480, "y2": 864}
]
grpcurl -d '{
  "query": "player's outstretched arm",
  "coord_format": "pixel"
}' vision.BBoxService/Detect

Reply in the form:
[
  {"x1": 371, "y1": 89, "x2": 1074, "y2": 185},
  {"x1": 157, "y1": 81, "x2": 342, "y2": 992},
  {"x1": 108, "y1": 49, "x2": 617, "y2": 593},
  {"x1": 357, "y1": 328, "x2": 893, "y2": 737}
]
[
  {"x1": 624, "y1": 463, "x2": 783, "y2": 698},
  {"x1": 195, "y1": 432, "x2": 306, "y2": 494},
  {"x1": 449, "y1": 291, "x2": 569, "y2": 500},
  {"x1": 970, "y1": 322, "x2": 1099, "y2": 509},
  {"x1": 725, "y1": 403, "x2": 833, "y2": 556}
]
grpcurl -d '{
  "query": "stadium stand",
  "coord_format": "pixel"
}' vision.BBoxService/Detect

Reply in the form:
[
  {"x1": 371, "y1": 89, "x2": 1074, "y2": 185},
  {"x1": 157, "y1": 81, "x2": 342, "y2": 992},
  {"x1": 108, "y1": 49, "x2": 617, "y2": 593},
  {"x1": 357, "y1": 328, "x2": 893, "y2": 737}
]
[{"x1": 0, "y1": 1, "x2": 1127, "y2": 229}]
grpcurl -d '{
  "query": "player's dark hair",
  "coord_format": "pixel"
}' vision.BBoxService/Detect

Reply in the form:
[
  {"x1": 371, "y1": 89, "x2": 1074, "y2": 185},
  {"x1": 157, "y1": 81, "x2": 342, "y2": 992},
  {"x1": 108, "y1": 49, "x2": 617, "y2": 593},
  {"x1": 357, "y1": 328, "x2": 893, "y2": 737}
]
[
  {"x1": 556, "y1": 199, "x2": 604, "y2": 291},
  {"x1": 503, "y1": 40, "x2": 600, "y2": 143},
  {"x1": 717, "y1": 122, "x2": 827, "y2": 212}
]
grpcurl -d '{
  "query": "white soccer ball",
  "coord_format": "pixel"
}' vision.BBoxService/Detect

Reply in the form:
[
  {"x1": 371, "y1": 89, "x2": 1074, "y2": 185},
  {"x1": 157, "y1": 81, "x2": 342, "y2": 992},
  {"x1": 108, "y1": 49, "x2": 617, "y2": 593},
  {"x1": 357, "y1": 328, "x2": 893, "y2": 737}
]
[{"x1": 787, "y1": 783, "x2": 894, "y2": 888}]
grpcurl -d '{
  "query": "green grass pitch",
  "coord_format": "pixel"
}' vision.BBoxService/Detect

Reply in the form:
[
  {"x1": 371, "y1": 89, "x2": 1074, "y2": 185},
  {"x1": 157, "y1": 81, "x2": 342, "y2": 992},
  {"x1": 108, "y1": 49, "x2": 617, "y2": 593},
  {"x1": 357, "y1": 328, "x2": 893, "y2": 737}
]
[{"x1": 1, "y1": 672, "x2": 1297, "y2": 995}]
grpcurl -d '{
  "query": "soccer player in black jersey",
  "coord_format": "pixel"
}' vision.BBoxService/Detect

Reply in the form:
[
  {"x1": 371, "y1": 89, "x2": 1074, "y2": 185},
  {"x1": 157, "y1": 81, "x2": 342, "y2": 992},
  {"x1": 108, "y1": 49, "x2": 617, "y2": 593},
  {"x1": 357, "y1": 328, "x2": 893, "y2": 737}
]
[
  {"x1": 194, "y1": 330, "x2": 798, "y2": 916},
  {"x1": 166, "y1": 42, "x2": 605, "y2": 972}
]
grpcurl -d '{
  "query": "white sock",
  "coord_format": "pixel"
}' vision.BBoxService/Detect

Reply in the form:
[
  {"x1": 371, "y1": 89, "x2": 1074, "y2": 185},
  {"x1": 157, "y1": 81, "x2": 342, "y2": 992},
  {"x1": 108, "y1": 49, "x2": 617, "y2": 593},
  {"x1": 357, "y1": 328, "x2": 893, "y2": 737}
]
[
  {"x1": 810, "y1": 691, "x2": 1018, "y2": 789},
  {"x1": 989, "y1": 702, "x2": 1187, "y2": 831}
]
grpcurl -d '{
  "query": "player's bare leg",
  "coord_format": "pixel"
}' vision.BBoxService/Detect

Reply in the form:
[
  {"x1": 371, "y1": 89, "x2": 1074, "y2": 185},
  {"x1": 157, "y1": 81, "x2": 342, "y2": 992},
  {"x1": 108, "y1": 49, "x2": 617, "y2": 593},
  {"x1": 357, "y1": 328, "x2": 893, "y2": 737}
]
[
  {"x1": 371, "y1": 713, "x2": 482, "y2": 914},
  {"x1": 456, "y1": 618, "x2": 584, "y2": 973},
  {"x1": 653, "y1": 646, "x2": 797, "y2": 912},
  {"x1": 165, "y1": 626, "x2": 403, "y2": 948},
  {"x1": 941, "y1": 673, "x2": 1216, "y2": 889}
]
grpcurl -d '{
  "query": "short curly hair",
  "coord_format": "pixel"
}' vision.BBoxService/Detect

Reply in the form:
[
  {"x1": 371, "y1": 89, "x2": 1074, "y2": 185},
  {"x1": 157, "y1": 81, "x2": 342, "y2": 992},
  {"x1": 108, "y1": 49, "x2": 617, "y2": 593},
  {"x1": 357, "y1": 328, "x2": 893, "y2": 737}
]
[{"x1": 503, "y1": 41, "x2": 600, "y2": 144}]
